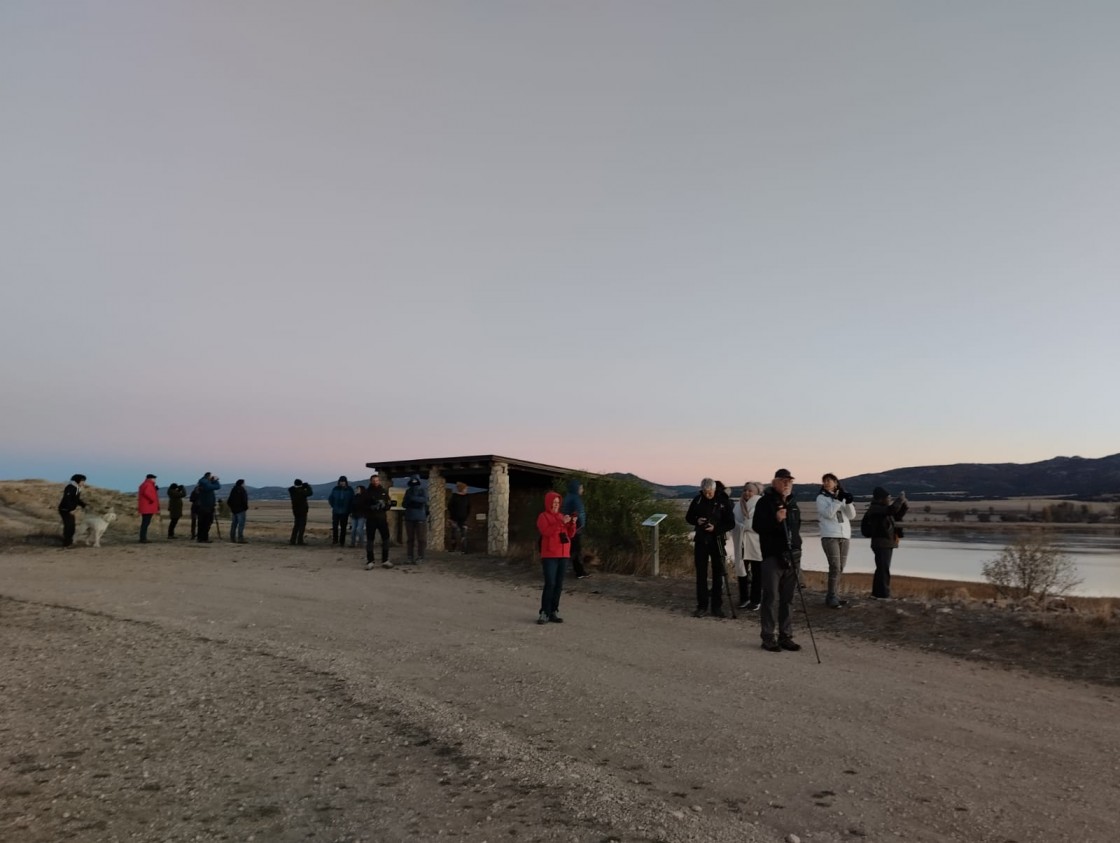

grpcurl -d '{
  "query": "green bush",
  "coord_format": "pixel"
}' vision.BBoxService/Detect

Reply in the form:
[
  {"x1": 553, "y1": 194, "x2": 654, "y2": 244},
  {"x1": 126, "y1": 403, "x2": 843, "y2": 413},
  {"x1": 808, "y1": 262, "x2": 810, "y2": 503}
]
[{"x1": 557, "y1": 473, "x2": 692, "y2": 575}]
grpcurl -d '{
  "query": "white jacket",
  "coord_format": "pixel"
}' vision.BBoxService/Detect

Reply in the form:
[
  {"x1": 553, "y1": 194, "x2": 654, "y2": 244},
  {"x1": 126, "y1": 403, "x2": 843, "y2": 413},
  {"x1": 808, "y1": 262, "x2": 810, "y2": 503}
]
[
  {"x1": 732, "y1": 496, "x2": 762, "y2": 571},
  {"x1": 816, "y1": 492, "x2": 857, "y2": 540}
]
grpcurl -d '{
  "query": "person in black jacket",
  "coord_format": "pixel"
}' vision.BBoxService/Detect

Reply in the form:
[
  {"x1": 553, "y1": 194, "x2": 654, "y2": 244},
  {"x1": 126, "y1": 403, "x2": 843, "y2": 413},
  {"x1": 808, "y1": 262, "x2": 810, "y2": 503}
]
[
  {"x1": 58, "y1": 473, "x2": 88, "y2": 548},
  {"x1": 289, "y1": 479, "x2": 313, "y2": 545},
  {"x1": 166, "y1": 483, "x2": 186, "y2": 539},
  {"x1": 860, "y1": 486, "x2": 909, "y2": 599},
  {"x1": 227, "y1": 479, "x2": 249, "y2": 543},
  {"x1": 362, "y1": 474, "x2": 393, "y2": 569},
  {"x1": 685, "y1": 478, "x2": 736, "y2": 618},
  {"x1": 448, "y1": 481, "x2": 471, "y2": 553},
  {"x1": 752, "y1": 469, "x2": 803, "y2": 652}
]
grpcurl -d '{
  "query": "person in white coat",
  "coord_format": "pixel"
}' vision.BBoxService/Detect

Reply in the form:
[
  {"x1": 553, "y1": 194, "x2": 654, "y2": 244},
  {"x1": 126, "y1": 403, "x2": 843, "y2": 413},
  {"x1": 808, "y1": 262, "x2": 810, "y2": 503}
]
[
  {"x1": 816, "y1": 472, "x2": 857, "y2": 608},
  {"x1": 731, "y1": 482, "x2": 764, "y2": 610}
]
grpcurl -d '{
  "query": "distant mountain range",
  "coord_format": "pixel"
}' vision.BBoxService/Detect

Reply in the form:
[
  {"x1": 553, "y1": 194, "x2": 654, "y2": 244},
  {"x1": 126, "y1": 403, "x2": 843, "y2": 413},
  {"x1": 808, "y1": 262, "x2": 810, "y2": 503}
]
[
  {"x1": 170, "y1": 454, "x2": 1120, "y2": 502},
  {"x1": 611, "y1": 453, "x2": 1120, "y2": 501}
]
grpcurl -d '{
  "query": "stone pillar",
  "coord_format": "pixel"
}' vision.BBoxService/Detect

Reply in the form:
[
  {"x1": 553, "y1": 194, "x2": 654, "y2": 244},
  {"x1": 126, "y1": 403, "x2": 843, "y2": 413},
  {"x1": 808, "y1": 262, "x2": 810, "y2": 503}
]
[
  {"x1": 427, "y1": 465, "x2": 445, "y2": 552},
  {"x1": 487, "y1": 461, "x2": 510, "y2": 556},
  {"x1": 379, "y1": 470, "x2": 400, "y2": 545}
]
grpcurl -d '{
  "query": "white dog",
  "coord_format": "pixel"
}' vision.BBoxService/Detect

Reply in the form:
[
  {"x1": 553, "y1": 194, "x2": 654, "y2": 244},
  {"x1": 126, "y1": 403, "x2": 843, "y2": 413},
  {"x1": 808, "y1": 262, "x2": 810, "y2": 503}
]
[{"x1": 77, "y1": 511, "x2": 118, "y2": 548}]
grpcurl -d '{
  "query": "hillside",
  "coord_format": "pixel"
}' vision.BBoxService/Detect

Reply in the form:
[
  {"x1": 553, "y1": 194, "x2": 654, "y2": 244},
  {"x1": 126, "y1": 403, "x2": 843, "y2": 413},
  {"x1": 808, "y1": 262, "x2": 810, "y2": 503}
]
[{"x1": 612, "y1": 453, "x2": 1120, "y2": 501}]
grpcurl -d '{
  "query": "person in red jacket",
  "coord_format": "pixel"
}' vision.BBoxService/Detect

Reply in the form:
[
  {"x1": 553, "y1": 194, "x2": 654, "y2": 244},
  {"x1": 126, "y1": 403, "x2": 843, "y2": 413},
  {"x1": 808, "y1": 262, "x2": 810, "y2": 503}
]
[
  {"x1": 536, "y1": 491, "x2": 578, "y2": 625},
  {"x1": 137, "y1": 474, "x2": 160, "y2": 543}
]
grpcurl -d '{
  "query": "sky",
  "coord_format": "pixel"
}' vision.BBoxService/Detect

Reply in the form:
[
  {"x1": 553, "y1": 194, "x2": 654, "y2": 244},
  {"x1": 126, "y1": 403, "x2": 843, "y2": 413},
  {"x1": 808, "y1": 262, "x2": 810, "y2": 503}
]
[{"x1": 2, "y1": 1, "x2": 1118, "y2": 492}]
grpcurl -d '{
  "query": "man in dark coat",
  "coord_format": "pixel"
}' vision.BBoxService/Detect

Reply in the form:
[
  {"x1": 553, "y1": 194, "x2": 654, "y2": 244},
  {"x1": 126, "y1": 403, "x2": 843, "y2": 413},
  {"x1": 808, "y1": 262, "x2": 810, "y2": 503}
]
[
  {"x1": 685, "y1": 478, "x2": 736, "y2": 618},
  {"x1": 362, "y1": 475, "x2": 393, "y2": 569},
  {"x1": 752, "y1": 468, "x2": 803, "y2": 651},
  {"x1": 289, "y1": 479, "x2": 313, "y2": 545}
]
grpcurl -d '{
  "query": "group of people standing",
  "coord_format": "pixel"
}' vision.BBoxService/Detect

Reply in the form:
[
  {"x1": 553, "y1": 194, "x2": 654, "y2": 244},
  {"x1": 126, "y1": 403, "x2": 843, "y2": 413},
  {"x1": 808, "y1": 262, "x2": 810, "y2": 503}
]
[
  {"x1": 292, "y1": 473, "x2": 457, "y2": 571},
  {"x1": 684, "y1": 469, "x2": 909, "y2": 653}
]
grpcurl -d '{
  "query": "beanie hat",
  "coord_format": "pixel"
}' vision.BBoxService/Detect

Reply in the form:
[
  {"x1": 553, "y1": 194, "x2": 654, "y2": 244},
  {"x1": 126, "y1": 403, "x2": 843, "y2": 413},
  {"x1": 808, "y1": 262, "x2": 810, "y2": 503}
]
[
  {"x1": 872, "y1": 486, "x2": 890, "y2": 501},
  {"x1": 339, "y1": 475, "x2": 348, "y2": 483}
]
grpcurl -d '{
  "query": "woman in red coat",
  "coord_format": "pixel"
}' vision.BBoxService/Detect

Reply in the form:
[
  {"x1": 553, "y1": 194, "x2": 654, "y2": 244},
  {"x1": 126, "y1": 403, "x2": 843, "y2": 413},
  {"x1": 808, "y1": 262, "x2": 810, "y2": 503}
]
[
  {"x1": 137, "y1": 474, "x2": 160, "y2": 543},
  {"x1": 537, "y1": 491, "x2": 578, "y2": 625}
]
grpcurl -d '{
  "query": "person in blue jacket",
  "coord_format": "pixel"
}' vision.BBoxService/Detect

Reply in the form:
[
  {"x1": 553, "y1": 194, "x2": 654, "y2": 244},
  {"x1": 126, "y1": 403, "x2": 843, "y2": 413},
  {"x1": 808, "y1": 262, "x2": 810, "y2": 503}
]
[
  {"x1": 402, "y1": 475, "x2": 429, "y2": 564},
  {"x1": 327, "y1": 476, "x2": 354, "y2": 546},
  {"x1": 195, "y1": 472, "x2": 221, "y2": 543},
  {"x1": 562, "y1": 480, "x2": 589, "y2": 578}
]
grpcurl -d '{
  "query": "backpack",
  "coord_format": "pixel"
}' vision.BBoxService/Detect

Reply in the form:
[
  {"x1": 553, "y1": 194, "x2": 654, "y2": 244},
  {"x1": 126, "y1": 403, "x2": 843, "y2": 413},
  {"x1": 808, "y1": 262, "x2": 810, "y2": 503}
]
[{"x1": 860, "y1": 511, "x2": 874, "y2": 538}]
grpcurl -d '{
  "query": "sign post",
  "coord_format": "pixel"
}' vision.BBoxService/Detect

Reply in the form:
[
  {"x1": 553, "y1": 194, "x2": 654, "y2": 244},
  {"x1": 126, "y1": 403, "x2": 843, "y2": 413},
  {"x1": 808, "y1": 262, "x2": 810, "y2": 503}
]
[{"x1": 641, "y1": 513, "x2": 668, "y2": 576}]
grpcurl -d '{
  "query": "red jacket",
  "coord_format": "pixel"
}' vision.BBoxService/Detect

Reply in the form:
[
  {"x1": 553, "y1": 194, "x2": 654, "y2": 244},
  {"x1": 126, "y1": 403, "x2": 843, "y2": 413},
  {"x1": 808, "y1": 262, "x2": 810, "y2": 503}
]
[
  {"x1": 138, "y1": 479, "x2": 160, "y2": 515},
  {"x1": 537, "y1": 491, "x2": 577, "y2": 558}
]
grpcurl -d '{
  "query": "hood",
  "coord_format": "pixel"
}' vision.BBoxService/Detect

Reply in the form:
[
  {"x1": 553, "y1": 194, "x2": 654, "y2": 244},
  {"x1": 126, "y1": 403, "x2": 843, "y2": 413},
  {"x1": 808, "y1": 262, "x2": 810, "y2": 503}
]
[
  {"x1": 544, "y1": 491, "x2": 562, "y2": 510},
  {"x1": 408, "y1": 475, "x2": 422, "y2": 487},
  {"x1": 566, "y1": 479, "x2": 581, "y2": 495}
]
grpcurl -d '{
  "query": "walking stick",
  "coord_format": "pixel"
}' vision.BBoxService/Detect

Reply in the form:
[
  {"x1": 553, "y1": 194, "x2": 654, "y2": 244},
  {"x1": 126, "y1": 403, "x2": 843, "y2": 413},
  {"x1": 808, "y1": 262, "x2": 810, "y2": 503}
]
[
  {"x1": 794, "y1": 575, "x2": 821, "y2": 664},
  {"x1": 783, "y1": 515, "x2": 820, "y2": 663}
]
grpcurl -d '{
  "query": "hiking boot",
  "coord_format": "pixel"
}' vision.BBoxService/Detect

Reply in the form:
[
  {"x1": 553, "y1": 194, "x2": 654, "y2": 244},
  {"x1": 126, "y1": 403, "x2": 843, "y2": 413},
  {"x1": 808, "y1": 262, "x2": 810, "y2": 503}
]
[
  {"x1": 710, "y1": 608, "x2": 726, "y2": 619},
  {"x1": 761, "y1": 639, "x2": 782, "y2": 652},
  {"x1": 779, "y1": 638, "x2": 802, "y2": 652},
  {"x1": 548, "y1": 613, "x2": 564, "y2": 623},
  {"x1": 691, "y1": 608, "x2": 707, "y2": 618},
  {"x1": 537, "y1": 611, "x2": 549, "y2": 625}
]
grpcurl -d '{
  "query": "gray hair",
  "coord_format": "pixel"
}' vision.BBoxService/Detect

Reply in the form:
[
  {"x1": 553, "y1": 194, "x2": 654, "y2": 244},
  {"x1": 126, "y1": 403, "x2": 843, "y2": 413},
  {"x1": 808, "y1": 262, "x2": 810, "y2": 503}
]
[{"x1": 700, "y1": 477, "x2": 716, "y2": 491}]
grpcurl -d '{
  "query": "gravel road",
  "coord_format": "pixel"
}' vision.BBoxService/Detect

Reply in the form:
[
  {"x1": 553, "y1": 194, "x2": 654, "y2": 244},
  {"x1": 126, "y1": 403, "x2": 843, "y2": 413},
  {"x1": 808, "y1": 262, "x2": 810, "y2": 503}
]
[{"x1": 2, "y1": 541, "x2": 1118, "y2": 842}]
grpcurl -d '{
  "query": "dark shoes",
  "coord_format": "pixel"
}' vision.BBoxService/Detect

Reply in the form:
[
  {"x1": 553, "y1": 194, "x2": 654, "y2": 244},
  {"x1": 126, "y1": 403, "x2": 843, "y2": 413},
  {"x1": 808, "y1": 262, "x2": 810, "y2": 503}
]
[
  {"x1": 691, "y1": 608, "x2": 707, "y2": 618},
  {"x1": 761, "y1": 638, "x2": 801, "y2": 652},
  {"x1": 746, "y1": 602, "x2": 761, "y2": 612},
  {"x1": 548, "y1": 613, "x2": 563, "y2": 623},
  {"x1": 710, "y1": 608, "x2": 726, "y2": 619},
  {"x1": 537, "y1": 611, "x2": 549, "y2": 625},
  {"x1": 825, "y1": 595, "x2": 848, "y2": 608}
]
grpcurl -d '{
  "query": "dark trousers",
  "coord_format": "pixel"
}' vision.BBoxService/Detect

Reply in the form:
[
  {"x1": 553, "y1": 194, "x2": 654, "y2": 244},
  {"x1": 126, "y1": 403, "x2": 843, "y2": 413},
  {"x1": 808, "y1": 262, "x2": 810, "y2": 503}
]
[
  {"x1": 197, "y1": 509, "x2": 215, "y2": 542},
  {"x1": 290, "y1": 513, "x2": 308, "y2": 545},
  {"x1": 540, "y1": 557, "x2": 566, "y2": 615},
  {"x1": 450, "y1": 520, "x2": 468, "y2": 552},
  {"x1": 694, "y1": 539, "x2": 724, "y2": 611},
  {"x1": 366, "y1": 518, "x2": 390, "y2": 563},
  {"x1": 167, "y1": 515, "x2": 180, "y2": 538},
  {"x1": 569, "y1": 532, "x2": 587, "y2": 577},
  {"x1": 760, "y1": 555, "x2": 797, "y2": 641},
  {"x1": 872, "y1": 546, "x2": 894, "y2": 598},
  {"x1": 405, "y1": 521, "x2": 427, "y2": 560},
  {"x1": 748, "y1": 559, "x2": 762, "y2": 606},
  {"x1": 140, "y1": 513, "x2": 152, "y2": 541},
  {"x1": 331, "y1": 513, "x2": 349, "y2": 545},
  {"x1": 60, "y1": 511, "x2": 76, "y2": 546}
]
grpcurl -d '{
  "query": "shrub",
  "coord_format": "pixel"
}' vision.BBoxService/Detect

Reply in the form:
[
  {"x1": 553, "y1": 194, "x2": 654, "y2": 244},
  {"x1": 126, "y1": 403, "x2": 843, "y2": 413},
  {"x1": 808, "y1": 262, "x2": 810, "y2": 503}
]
[
  {"x1": 981, "y1": 534, "x2": 1083, "y2": 602},
  {"x1": 557, "y1": 473, "x2": 691, "y2": 575}
]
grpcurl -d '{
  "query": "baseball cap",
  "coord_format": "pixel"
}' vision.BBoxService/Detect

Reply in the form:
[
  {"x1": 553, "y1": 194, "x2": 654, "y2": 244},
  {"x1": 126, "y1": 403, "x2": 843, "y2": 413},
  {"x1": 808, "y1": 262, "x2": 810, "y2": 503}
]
[{"x1": 773, "y1": 468, "x2": 794, "y2": 480}]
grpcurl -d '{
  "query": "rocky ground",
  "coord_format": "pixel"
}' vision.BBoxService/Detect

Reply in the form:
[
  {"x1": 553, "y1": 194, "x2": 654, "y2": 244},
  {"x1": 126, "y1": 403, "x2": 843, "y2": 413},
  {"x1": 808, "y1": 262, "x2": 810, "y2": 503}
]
[{"x1": 2, "y1": 534, "x2": 1119, "y2": 843}]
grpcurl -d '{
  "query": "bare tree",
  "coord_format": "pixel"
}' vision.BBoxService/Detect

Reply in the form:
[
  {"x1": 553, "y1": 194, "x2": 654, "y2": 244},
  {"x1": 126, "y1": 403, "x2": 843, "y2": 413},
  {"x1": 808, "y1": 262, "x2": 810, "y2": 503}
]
[{"x1": 981, "y1": 534, "x2": 1082, "y2": 601}]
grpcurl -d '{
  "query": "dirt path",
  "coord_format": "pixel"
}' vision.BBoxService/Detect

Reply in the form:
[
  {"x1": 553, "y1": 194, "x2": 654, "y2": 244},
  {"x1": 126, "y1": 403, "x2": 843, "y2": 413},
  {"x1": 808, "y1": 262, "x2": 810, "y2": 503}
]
[{"x1": 2, "y1": 541, "x2": 1117, "y2": 842}]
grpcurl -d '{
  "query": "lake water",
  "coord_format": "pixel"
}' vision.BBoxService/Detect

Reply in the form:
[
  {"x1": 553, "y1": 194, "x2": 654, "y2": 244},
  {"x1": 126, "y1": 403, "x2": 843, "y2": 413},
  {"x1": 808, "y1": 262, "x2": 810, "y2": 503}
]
[{"x1": 795, "y1": 529, "x2": 1120, "y2": 598}]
